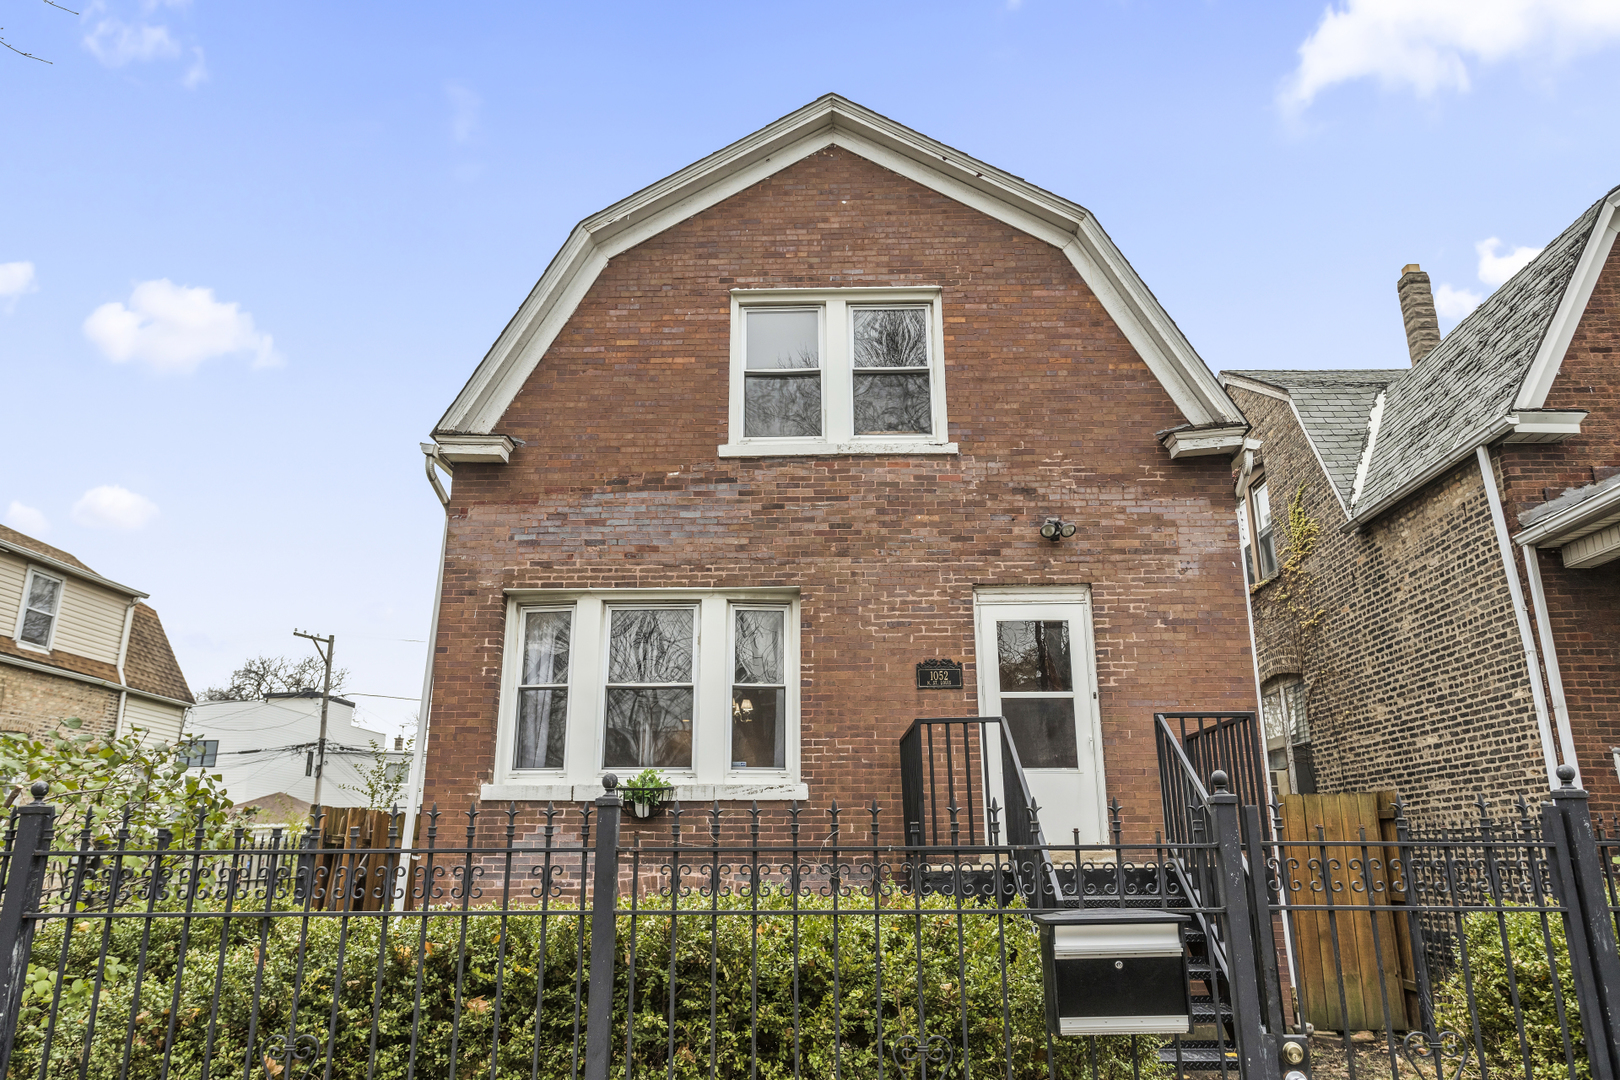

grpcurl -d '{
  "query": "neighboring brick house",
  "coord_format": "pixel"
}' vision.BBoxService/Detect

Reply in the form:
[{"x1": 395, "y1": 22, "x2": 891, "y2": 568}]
[
  {"x1": 0, "y1": 525, "x2": 193, "y2": 743},
  {"x1": 1222, "y1": 184, "x2": 1620, "y2": 820},
  {"x1": 410, "y1": 96, "x2": 1261, "y2": 842}
]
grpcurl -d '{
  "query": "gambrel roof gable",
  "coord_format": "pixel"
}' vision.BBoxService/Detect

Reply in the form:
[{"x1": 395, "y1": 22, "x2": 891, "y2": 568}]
[{"x1": 433, "y1": 94, "x2": 1244, "y2": 451}]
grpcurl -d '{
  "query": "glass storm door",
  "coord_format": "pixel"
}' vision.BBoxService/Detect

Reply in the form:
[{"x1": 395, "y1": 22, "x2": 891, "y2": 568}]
[{"x1": 975, "y1": 596, "x2": 1106, "y2": 847}]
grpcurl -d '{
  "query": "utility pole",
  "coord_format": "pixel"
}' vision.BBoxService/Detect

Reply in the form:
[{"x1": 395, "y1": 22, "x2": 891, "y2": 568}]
[{"x1": 293, "y1": 629, "x2": 336, "y2": 809}]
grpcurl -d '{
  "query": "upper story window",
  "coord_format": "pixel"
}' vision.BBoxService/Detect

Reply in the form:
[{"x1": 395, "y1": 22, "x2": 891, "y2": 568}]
[
  {"x1": 490, "y1": 589, "x2": 802, "y2": 800},
  {"x1": 1240, "y1": 478, "x2": 1278, "y2": 583},
  {"x1": 14, "y1": 568, "x2": 64, "y2": 652},
  {"x1": 178, "y1": 739, "x2": 219, "y2": 768},
  {"x1": 721, "y1": 288, "x2": 956, "y2": 458}
]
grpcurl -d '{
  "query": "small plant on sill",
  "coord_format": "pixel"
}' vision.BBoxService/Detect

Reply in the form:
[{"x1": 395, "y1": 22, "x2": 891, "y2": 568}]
[{"x1": 623, "y1": 768, "x2": 672, "y2": 818}]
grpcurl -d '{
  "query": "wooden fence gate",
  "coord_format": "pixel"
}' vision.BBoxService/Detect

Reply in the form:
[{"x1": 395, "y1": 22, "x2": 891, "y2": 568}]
[{"x1": 1277, "y1": 791, "x2": 1421, "y2": 1034}]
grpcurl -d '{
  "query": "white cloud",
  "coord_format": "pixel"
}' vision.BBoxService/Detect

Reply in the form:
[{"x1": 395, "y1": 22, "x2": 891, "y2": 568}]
[
  {"x1": 84, "y1": 279, "x2": 281, "y2": 374},
  {"x1": 446, "y1": 82, "x2": 480, "y2": 143},
  {"x1": 72, "y1": 486, "x2": 159, "y2": 531},
  {"x1": 1476, "y1": 236, "x2": 1543, "y2": 286},
  {"x1": 1434, "y1": 282, "x2": 1483, "y2": 319},
  {"x1": 183, "y1": 46, "x2": 208, "y2": 88},
  {"x1": 3, "y1": 502, "x2": 50, "y2": 537},
  {"x1": 0, "y1": 262, "x2": 37, "y2": 312},
  {"x1": 83, "y1": 17, "x2": 181, "y2": 67},
  {"x1": 1280, "y1": 0, "x2": 1620, "y2": 112}
]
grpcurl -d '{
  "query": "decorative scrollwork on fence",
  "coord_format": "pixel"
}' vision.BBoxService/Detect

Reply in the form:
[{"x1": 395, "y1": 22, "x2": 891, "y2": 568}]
[
  {"x1": 1400, "y1": 1030, "x2": 1470, "y2": 1080},
  {"x1": 892, "y1": 1033, "x2": 955, "y2": 1076},
  {"x1": 263, "y1": 1031, "x2": 322, "y2": 1080}
]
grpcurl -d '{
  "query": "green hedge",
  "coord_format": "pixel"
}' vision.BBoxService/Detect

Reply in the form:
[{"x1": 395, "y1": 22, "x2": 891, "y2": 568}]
[
  {"x1": 1432, "y1": 909, "x2": 1587, "y2": 1079},
  {"x1": 16, "y1": 894, "x2": 1169, "y2": 1080}
]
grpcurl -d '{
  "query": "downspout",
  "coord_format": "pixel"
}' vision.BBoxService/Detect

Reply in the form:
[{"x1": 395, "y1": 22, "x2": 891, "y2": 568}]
[
  {"x1": 114, "y1": 597, "x2": 137, "y2": 738},
  {"x1": 1520, "y1": 543, "x2": 1581, "y2": 787},
  {"x1": 403, "y1": 445, "x2": 452, "y2": 852},
  {"x1": 1476, "y1": 446, "x2": 1559, "y2": 787}
]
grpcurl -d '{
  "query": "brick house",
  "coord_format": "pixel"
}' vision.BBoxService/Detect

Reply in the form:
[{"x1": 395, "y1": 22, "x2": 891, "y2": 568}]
[
  {"x1": 0, "y1": 525, "x2": 193, "y2": 743},
  {"x1": 1222, "y1": 185, "x2": 1620, "y2": 820},
  {"x1": 413, "y1": 96, "x2": 1260, "y2": 841}
]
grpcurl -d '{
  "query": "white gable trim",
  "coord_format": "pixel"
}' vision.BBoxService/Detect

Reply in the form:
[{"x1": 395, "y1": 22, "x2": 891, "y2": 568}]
[
  {"x1": 435, "y1": 95, "x2": 1242, "y2": 439},
  {"x1": 1516, "y1": 191, "x2": 1620, "y2": 410}
]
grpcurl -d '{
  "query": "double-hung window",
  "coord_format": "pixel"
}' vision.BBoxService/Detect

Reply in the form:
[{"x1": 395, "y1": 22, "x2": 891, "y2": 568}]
[
  {"x1": 179, "y1": 739, "x2": 219, "y2": 768},
  {"x1": 491, "y1": 589, "x2": 802, "y2": 800},
  {"x1": 721, "y1": 288, "x2": 955, "y2": 457},
  {"x1": 15, "y1": 568, "x2": 64, "y2": 651},
  {"x1": 1241, "y1": 479, "x2": 1278, "y2": 583}
]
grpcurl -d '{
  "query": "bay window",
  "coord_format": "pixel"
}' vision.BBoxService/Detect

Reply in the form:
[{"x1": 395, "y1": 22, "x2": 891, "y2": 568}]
[{"x1": 488, "y1": 589, "x2": 803, "y2": 801}]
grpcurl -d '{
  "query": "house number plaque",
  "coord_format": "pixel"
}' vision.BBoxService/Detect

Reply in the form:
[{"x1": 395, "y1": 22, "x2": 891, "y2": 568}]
[{"x1": 916, "y1": 660, "x2": 963, "y2": 690}]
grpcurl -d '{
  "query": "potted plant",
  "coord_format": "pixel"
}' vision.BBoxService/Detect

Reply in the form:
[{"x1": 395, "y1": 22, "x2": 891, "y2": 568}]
[{"x1": 623, "y1": 768, "x2": 672, "y2": 818}]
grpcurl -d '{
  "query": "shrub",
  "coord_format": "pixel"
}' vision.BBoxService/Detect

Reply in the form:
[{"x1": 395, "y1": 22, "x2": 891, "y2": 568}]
[
  {"x1": 15, "y1": 892, "x2": 1169, "y2": 1080},
  {"x1": 1432, "y1": 908, "x2": 1587, "y2": 1079}
]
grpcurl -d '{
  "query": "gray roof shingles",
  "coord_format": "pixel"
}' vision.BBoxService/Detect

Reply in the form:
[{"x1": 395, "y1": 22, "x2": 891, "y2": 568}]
[{"x1": 1223, "y1": 370, "x2": 1406, "y2": 505}]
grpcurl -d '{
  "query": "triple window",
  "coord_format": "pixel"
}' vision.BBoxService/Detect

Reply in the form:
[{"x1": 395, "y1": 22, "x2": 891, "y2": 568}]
[
  {"x1": 724, "y1": 289, "x2": 952, "y2": 456},
  {"x1": 500, "y1": 592, "x2": 797, "y2": 787},
  {"x1": 14, "y1": 568, "x2": 64, "y2": 651}
]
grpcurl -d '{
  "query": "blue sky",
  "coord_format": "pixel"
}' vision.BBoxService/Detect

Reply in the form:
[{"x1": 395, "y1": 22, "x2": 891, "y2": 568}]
[{"x1": 4, "y1": 0, "x2": 1619, "y2": 739}]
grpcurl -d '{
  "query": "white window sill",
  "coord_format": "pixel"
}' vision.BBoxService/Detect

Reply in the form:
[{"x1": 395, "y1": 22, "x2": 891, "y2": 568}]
[
  {"x1": 717, "y1": 440, "x2": 958, "y2": 458},
  {"x1": 12, "y1": 640, "x2": 51, "y2": 655},
  {"x1": 481, "y1": 780, "x2": 811, "y2": 803}
]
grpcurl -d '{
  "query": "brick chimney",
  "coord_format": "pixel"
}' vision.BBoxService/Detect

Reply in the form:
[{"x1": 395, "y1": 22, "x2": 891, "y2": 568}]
[{"x1": 1397, "y1": 263, "x2": 1441, "y2": 364}]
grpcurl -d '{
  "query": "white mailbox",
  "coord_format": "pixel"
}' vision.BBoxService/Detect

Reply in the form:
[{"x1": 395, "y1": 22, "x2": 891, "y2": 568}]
[{"x1": 1035, "y1": 909, "x2": 1192, "y2": 1036}]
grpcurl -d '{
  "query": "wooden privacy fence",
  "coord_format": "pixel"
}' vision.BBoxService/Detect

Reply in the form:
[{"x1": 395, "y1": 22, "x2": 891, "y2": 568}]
[
  {"x1": 1277, "y1": 791, "x2": 1420, "y2": 1034},
  {"x1": 306, "y1": 805, "x2": 403, "y2": 912}
]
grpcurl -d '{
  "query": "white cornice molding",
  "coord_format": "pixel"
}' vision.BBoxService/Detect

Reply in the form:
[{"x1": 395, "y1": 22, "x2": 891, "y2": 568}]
[
  {"x1": 435, "y1": 434, "x2": 516, "y2": 464},
  {"x1": 1514, "y1": 479, "x2": 1620, "y2": 549},
  {"x1": 1158, "y1": 424, "x2": 1247, "y2": 459},
  {"x1": 433, "y1": 94, "x2": 1242, "y2": 443},
  {"x1": 0, "y1": 539, "x2": 148, "y2": 599},
  {"x1": 1516, "y1": 192, "x2": 1620, "y2": 410}
]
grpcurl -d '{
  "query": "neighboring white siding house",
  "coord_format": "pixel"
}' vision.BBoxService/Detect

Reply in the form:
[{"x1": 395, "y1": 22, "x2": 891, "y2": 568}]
[{"x1": 185, "y1": 691, "x2": 410, "y2": 816}]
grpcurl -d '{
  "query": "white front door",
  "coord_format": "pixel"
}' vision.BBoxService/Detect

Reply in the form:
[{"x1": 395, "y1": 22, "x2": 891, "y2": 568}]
[{"x1": 974, "y1": 589, "x2": 1106, "y2": 846}]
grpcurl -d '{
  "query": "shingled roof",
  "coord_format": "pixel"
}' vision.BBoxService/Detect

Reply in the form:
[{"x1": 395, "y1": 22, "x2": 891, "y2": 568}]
[
  {"x1": 1221, "y1": 369, "x2": 1406, "y2": 507},
  {"x1": 1351, "y1": 190, "x2": 1614, "y2": 518},
  {"x1": 1224, "y1": 184, "x2": 1619, "y2": 524},
  {"x1": 125, "y1": 603, "x2": 194, "y2": 704}
]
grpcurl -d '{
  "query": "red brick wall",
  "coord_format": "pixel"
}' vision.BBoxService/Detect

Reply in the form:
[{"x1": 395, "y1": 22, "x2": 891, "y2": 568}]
[
  {"x1": 426, "y1": 146, "x2": 1257, "y2": 840},
  {"x1": 1498, "y1": 239, "x2": 1620, "y2": 809}
]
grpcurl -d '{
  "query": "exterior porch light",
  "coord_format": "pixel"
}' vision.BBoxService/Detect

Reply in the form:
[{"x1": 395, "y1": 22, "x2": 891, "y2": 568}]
[{"x1": 1040, "y1": 518, "x2": 1077, "y2": 541}]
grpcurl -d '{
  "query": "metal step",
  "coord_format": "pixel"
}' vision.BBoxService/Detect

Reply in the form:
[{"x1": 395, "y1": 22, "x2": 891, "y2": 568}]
[
  {"x1": 1188, "y1": 995, "x2": 1233, "y2": 1023},
  {"x1": 1156, "y1": 1041, "x2": 1241, "y2": 1071}
]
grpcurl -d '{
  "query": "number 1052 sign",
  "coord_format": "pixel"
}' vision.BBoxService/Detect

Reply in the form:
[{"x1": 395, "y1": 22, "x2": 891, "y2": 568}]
[{"x1": 916, "y1": 660, "x2": 963, "y2": 690}]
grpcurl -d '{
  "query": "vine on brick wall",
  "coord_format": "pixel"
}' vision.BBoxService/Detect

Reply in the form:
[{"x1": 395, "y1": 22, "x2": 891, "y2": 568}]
[{"x1": 1255, "y1": 482, "x2": 1328, "y2": 684}]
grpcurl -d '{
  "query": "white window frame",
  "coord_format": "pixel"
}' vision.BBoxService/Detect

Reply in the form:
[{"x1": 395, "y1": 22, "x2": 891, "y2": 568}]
[
  {"x1": 485, "y1": 588, "x2": 804, "y2": 802},
  {"x1": 13, "y1": 567, "x2": 65, "y2": 653},
  {"x1": 719, "y1": 287, "x2": 957, "y2": 457}
]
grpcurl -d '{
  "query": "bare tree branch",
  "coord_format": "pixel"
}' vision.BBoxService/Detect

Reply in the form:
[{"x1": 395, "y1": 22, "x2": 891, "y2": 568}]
[
  {"x1": 41, "y1": 0, "x2": 80, "y2": 14},
  {"x1": 1, "y1": 32, "x2": 54, "y2": 63}
]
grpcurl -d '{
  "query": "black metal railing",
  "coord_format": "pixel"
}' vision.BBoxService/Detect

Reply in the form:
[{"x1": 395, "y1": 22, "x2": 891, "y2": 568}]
[
  {"x1": 898, "y1": 717, "x2": 1062, "y2": 908},
  {"x1": 1157, "y1": 712, "x2": 1272, "y2": 845}
]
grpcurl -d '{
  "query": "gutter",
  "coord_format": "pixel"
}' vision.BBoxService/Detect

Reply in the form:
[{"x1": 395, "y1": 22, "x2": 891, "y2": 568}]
[
  {"x1": 403, "y1": 445, "x2": 453, "y2": 851},
  {"x1": 1513, "y1": 478, "x2": 1620, "y2": 548},
  {"x1": 1342, "y1": 416, "x2": 1514, "y2": 532},
  {"x1": 1476, "y1": 447, "x2": 1561, "y2": 786},
  {"x1": 114, "y1": 598, "x2": 137, "y2": 738},
  {"x1": 0, "y1": 652, "x2": 193, "y2": 710}
]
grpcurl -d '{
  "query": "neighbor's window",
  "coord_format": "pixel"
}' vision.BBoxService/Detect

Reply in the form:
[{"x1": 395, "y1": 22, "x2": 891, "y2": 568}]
[
  {"x1": 515, "y1": 608, "x2": 572, "y2": 770},
  {"x1": 179, "y1": 739, "x2": 219, "y2": 768},
  {"x1": 16, "y1": 569, "x2": 64, "y2": 650},
  {"x1": 498, "y1": 592, "x2": 799, "y2": 789},
  {"x1": 1262, "y1": 676, "x2": 1313, "y2": 796},
  {"x1": 731, "y1": 607, "x2": 786, "y2": 769},
  {"x1": 1251, "y1": 480, "x2": 1278, "y2": 581},
  {"x1": 723, "y1": 289, "x2": 952, "y2": 456}
]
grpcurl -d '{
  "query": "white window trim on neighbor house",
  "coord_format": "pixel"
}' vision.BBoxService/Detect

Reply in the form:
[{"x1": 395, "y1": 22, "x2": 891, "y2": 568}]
[
  {"x1": 482, "y1": 588, "x2": 806, "y2": 803},
  {"x1": 14, "y1": 567, "x2": 65, "y2": 653},
  {"x1": 719, "y1": 287, "x2": 957, "y2": 458}
]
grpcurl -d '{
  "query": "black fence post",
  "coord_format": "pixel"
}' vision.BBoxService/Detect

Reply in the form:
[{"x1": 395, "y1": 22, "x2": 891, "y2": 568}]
[
  {"x1": 583, "y1": 775, "x2": 624, "y2": 1080},
  {"x1": 1542, "y1": 764, "x2": 1620, "y2": 1080},
  {"x1": 0, "y1": 782, "x2": 56, "y2": 1080},
  {"x1": 1209, "y1": 772, "x2": 1277, "y2": 1080}
]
